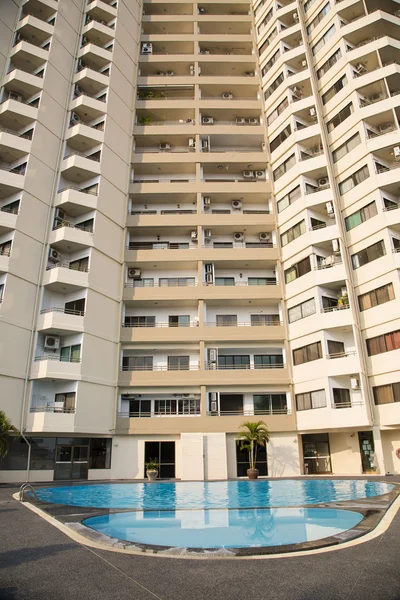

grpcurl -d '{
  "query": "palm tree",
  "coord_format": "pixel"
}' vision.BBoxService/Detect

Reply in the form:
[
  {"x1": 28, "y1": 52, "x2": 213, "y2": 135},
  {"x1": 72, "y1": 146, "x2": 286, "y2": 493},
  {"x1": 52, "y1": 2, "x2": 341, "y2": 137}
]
[
  {"x1": 0, "y1": 411, "x2": 18, "y2": 458},
  {"x1": 238, "y1": 421, "x2": 270, "y2": 474}
]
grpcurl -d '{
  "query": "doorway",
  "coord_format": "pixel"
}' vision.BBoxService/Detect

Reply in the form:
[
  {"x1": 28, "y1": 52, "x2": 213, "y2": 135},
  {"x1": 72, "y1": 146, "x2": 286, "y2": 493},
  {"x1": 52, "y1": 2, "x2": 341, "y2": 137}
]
[
  {"x1": 144, "y1": 441, "x2": 175, "y2": 478},
  {"x1": 302, "y1": 434, "x2": 332, "y2": 474},
  {"x1": 236, "y1": 441, "x2": 268, "y2": 477},
  {"x1": 358, "y1": 431, "x2": 375, "y2": 473},
  {"x1": 54, "y1": 445, "x2": 89, "y2": 480}
]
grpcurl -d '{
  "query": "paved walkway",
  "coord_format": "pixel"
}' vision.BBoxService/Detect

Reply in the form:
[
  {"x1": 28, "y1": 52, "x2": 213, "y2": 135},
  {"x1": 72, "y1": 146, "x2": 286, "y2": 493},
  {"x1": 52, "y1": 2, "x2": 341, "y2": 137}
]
[{"x1": 1, "y1": 485, "x2": 400, "y2": 600}]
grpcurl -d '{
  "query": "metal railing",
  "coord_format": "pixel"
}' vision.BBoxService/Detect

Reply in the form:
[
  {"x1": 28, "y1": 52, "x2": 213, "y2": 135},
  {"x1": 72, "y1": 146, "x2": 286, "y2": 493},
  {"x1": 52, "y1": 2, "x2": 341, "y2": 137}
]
[
  {"x1": 64, "y1": 151, "x2": 101, "y2": 162},
  {"x1": 122, "y1": 320, "x2": 199, "y2": 328},
  {"x1": 45, "y1": 262, "x2": 89, "y2": 273},
  {"x1": 326, "y1": 350, "x2": 356, "y2": 359},
  {"x1": 332, "y1": 400, "x2": 363, "y2": 409},
  {"x1": 208, "y1": 408, "x2": 291, "y2": 416},
  {"x1": 121, "y1": 364, "x2": 199, "y2": 371},
  {"x1": 30, "y1": 406, "x2": 76, "y2": 413},
  {"x1": 321, "y1": 305, "x2": 349, "y2": 313},
  {"x1": 375, "y1": 162, "x2": 400, "y2": 174},
  {"x1": 34, "y1": 355, "x2": 81, "y2": 363},
  {"x1": 19, "y1": 484, "x2": 39, "y2": 502},
  {"x1": 132, "y1": 177, "x2": 196, "y2": 183},
  {"x1": 305, "y1": 184, "x2": 330, "y2": 195},
  {"x1": 0, "y1": 127, "x2": 33, "y2": 140},
  {"x1": 52, "y1": 221, "x2": 93, "y2": 233},
  {"x1": 315, "y1": 259, "x2": 343, "y2": 270},
  {"x1": 57, "y1": 185, "x2": 98, "y2": 195},
  {"x1": 124, "y1": 280, "x2": 197, "y2": 288},
  {"x1": 0, "y1": 247, "x2": 12, "y2": 257},
  {"x1": 127, "y1": 242, "x2": 197, "y2": 250},
  {"x1": 309, "y1": 222, "x2": 335, "y2": 231},
  {"x1": 129, "y1": 209, "x2": 196, "y2": 215},
  {"x1": 204, "y1": 320, "x2": 282, "y2": 327},
  {"x1": 118, "y1": 410, "x2": 201, "y2": 418},
  {"x1": 205, "y1": 362, "x2": 285, "y2": 370},
  {"x1": 40, "y1": 306, "x2": 85, "y2": 316},
  {"x1": 0, "y1": 205, "x2": 19, "y2": 215}
]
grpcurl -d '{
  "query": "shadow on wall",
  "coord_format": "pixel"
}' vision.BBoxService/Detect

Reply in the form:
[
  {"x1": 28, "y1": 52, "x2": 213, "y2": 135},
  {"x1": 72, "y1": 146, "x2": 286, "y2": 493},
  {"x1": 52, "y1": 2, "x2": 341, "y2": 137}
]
[{"x1": 268, "y1": 440, "x2": 301, "y2": 477}]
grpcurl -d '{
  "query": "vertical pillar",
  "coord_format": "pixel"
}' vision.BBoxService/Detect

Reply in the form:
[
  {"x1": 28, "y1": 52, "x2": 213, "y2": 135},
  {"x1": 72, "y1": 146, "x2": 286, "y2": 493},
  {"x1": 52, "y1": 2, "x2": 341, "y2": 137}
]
[{"x1": 372, "y1": 426, "x2": 385, "y2": 475}]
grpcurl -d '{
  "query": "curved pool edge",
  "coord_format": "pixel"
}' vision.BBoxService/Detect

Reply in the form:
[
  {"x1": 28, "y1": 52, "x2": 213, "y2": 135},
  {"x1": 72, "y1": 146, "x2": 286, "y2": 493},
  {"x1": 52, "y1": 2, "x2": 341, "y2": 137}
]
[{"x1": 14, "y1": 482, "x2": 400, "y2": 559}]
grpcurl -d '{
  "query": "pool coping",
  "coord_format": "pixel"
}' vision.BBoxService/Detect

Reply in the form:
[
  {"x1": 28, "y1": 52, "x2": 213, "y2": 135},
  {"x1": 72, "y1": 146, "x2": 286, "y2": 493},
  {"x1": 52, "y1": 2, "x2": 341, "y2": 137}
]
[{"x1": 15, "y1": 479, "x2": 400, "y2": 559}]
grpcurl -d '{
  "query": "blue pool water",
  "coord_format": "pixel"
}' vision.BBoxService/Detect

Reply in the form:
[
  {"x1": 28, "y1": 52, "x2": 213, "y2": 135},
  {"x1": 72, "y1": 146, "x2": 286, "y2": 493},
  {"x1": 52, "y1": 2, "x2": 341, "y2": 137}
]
[
  {"x1": 35, "y1": 480, "x2": 393, "y2": 509},
  {"x1": 83, "y1": 508, "x2": 364, "y2": 548}
]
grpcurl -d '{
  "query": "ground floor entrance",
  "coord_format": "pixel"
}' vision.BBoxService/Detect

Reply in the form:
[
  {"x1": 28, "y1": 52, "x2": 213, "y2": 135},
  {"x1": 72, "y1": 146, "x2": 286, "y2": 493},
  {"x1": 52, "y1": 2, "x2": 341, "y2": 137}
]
[
  {"x1": 54, "y1": 444, "x2": 89, "y2": 480},
  {"x1": 144, "y1": 441, "x2": 176, "y2": 479},
  {"x1": 302, "y1": 433, "x2": 332, "y2": 474},
  {"x1": 235, "y1": 441, "x2": 268, "y2": 477}
]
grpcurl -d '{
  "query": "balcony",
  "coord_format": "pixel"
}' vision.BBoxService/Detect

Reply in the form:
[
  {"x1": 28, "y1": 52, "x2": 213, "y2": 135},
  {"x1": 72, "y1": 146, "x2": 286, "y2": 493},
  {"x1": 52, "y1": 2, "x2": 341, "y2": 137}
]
[
  {"x1": 325, "y1": 350, "x2": 360, "y2": 377},
  {"x1": 297, "y1": 401, "x2": 369, "y2": 431},
  {"x1": 31, "y1": 355, "x2": 81, "y2": 380},
  {"x1": 48, "y1": 224, "x2": 94, "y2": 252},
  {"x1": 17, "y1": 14, "x2": 54, "y2": 43},
  {"x1": 55, "y1": 186, "x2": 98, "y2": 216},
  {"x1": 43, "y1": 263, "x2": 89, "y2": 292},
  {"x1": 65, "y1": 122, "x2": 104, "y2": 152},
  {"x1": 60, "y1": 151, "x2": 101, "y2": 182},
  {"x1": 3, "y1": 67, "x2": 44, "y2": 96},
  {"x1": 26, "y1": 407, "x2": 76, "y2": 433},
  {"x1": 0, "y1": 164, "x2": 26, "y2": 198},
  {"x1": 74, "y1": 66, "x2": 109, "y2": 95},
  {"x1": 21, "y1": 0, "x2": 58, "y2": 21},
  {"x1": 82, "y1": 18, "x2": 115, "y2": 47},
  {"x1": 78, "y1": 43, "x2": 113, "y2": 71},
  {"x1": 0, "y1": 97, "x2": 38, "y2": 129},
  {"x1": 37, "y1": 307, "x2": 85, "y2": 334},
  {"x1": 86, "y1": 0, "x2": 118, "y2": 21},
  {"x1": 0, "y1": 130, "x2": 31, "y2": 162}
]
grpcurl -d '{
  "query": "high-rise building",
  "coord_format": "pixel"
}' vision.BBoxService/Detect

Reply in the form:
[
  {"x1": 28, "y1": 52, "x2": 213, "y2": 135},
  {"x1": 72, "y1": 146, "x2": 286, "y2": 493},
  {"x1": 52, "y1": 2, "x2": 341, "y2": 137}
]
[{"x1": 0, "y1": 0, "x2": 399, "y2": 483}]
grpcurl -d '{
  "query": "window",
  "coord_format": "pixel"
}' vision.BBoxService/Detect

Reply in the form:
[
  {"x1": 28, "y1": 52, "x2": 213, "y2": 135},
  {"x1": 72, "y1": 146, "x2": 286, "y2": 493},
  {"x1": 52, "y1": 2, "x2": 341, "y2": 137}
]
[
  {"x1": 64, "y1": 298, "x2": 85, "y2": 315},
  {"x1": 317, "y1": 48, "x2": 341, "y2": 79},
  {"x1": 333, "y1": 133, "x2": 361, "y2": 163},
  {"x1": 90, "y1": 439, "x2": 111, "y2": 469},
  {"x1": 332, "y1": 388, "x2": 351, "y2": 408},
  {"x1": 127, "y1": 397, "x2": 151, "y2": 417},
  {"x1": 322, "y1": 75, "x2": 347, "y2": 106},
  {"x1": 270, "y1": 125, "x2": 291, "y2": 153},
  {"x1": 254, "y1": 354, "x2": 284, "y2": 367},
  {"x1": 293, "y1": 341, "x2": 322, "y2": 365},
  {"x1": 69, "y1": 257, "x2": 89, "y2": 272},
  {"x1": 168, "y1": 356, "x2": 189, "y2": 370},
  {"x1": 215, "y1": 277, "x2": 235, "y2": 286},
  {"x1": 327, "y1": 340, "x2": 345, "y2": 357},
  {"x1": 254, "y1": 0, "x2": 266, "y2": 16},
  {"x1": 216, "y1": 314, "x2": 237, "y2": 326},
  {"x1": 304, "y1": 0, "x2": 318, "y2": 13},
  {"x1": 307, "y1": 3, "x2": 330, "y2": 34},
  {"x1": 339, "y1": 165, "x2": 369, "y2": 195},
  {"x1": 0, "y1": 284, "x2": 4, "y2": 303},
  {"x1": 54, "y1": 392, "x2": 76, "y2": 412},
  {"x1": 258, "y1": 7, "x2": 273, "y2": 34},
  {"x1": 277, "y1": 185, "x2": 301, "y2": 213},
  {"x1": 281, "y1": 220, "x2": 306, "y2": 246},
  {"x1": 273, "y1": 153, "x2": 296, "y2": 181},
  {"x1": 288, "y1": 298, "x2": 316, "y2": 323},
  {"x1": 218, "y1": 355, "x2": 250, "y2": 368},
  {"x1": 264, "y1": 72, "x2": 284, "y2": 100},
  {"x1": 373, "y1": 382, "x2": 400, "y2": 405},
  {"x1": 254, "y1": 394, "x2": 287, "y2": 414},
  {"x1": 327, "y1": 103, "x2": 353, "y2": 132},
  {"x1": 159, "y1": 277, "x2": 195, "y2": 286},
  {"x1": 351, "y1": 240, "x2": 385, "y2": 269},
  {"x1": 296, "y1": 389, "x2": 326, "y2": 411},
  {"x1": 322, "y1": 296, "x2": 338, "y2": 310},
  {"x1": 366, "y1": 330, "x2": 400, "y2": 356},
  {"x1": 60, "y1": 344, "x2": 81, "y2": 362},
  {"x1": 259, "y1": 28, "x2": 277, "y2": 57},
  {"x1": 169, "y1": 315, "x2": 190, "y2": 327},
  {"x1": 75, "y1": 218, "x2": 94, "y2": 232},
  {"x1": 251, "y1": 314, "x2": 280, "y2": 325},
  {"x1": 122, "y1": 356, "x2": 153, "y2": 370},
  {"x1": 248, "y1": 276, "x2": 276, "y2": 285},
  {"x1": 125, "y1": 316, "x2": 156, "y2": 327},
  {"x1": 358, "y1": 283, "x2": 394, "y2": 311},
  {"x1": 267, "y1": 97, "x2": 289, "y2": 126},
  {"x1": 1, "y1": 199, "x2": 20, "y2": 214},
  {"x1": 285, "y1": 256, "x2": 311, "y2": 283},
  {"x1": 262, "y1": 49, "x2": 280, "y2": 77},
  {"x1": 133, "y1": 278, "x2": 154, "y2": 287},
  {"x1": 312, "y1": 25, "x2": 335, "y2": 55},
  {"x1": 345, "y1": 201, "x2": 377, "y2": 230},
  {"x1": 0, "y1": 241, "x2": 12, "y2": 256}
]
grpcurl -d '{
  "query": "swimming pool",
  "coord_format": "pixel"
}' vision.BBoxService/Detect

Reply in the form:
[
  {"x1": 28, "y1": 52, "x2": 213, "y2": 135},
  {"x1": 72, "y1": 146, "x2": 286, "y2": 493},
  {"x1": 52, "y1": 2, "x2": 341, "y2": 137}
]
[
  {"x1": 83, "y1": 507, "x2": 364, "y2": 548},
  {"x1": 35, "y1": 479, "x2": 393, "y2": 510}
]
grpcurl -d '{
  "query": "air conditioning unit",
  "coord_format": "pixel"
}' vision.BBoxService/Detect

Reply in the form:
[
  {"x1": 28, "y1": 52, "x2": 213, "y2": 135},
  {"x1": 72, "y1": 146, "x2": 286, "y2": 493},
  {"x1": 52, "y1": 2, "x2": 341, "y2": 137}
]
[
  {"x1": 243, "y1": 170, "x2": 255, "y2": 178},
  {"x1": 310, "y1": 107, "x2": 317, "y2": 117},
  {"x1": 44, "y1": 335, "x2": 60, "y2": 350},
  {"x1": 355, "y1": 62, "x2": 367, "y2": 74},
  {"x1": 350, "y1": 376, "x2": 360, "y2": 390},
  {"x1": 206, "y1": 272, "x2": 214, "y2": 283},
  {"x1": 8, "y1": 92, "x2": 23, "y2": 102},
  {"x1": 205, "y1": 229, "x2": 212, "y2": 239},
  {"x1": 159, "y1": 142, "x2": 171, "y2": 151},
  {"x1": 210, "y1": 392, "x2": 218, "y2": 412},
  {"x1": 156, "y1": 71, "x2": 165, "y2": 76},
  {"x1": 245, "y1": 71, "x2": 255, "y2": 77},
  {"x1": 293, "y1": 11, "x2": 299, "y2": 21},
  {"x1": 232, "y1": 200, "x2": 242, "y2": 210},
  {"x1": 236, "y1": 117, "x2": 246, "y2": 125},
  {"x1": 234, "y1": 232, "x2": 244, "y2": 242},
  {"x1": 332, "y1": 238, "x2": 340, "y2": 253},
  {"x1": 292, "y1": 86, "x2": 302, "y2": 96},
  {"x1": 77, "y1": 59, "x2": 85, "y2": 71},
  {"x1": 203, "y1": 196, "x2": 211, "y2": 206},
  {"x1": 128, "y1": 268, "x2": 141, "y2": 279},
  {"x1": 248, "y1": 117, "x2": 259, "y2": 124},
  {"x1": 48, "y1": 248, "x2": 61, "y2": 262},
  {"x1": 209, "y1": 348, "x2": 217, "y2": 362},
  {"x1": 141, "y1": 43, "x2": 153, "y2": 54},
  {"x1": 167, "y1": 71, "x2": 175, "y2": 76},
  {"x1": 74, "y1": 84, "x2": 84, "y2": 97},
  {"x1": 70, "y1": 111, "x2": 81, "y2": 125},
  {"x1": 191, "y1": 230, "x2": 198, "y2": 240},
  {"x1": 189, "y1": 64, "x2": 195, "y2": 75},
  {"x1": 301, "y1": 60, "x2": 307, "y2": 67},
  {"x1": 205, "y1": 263, "x2": 213, "y2": 273},
  {"x1": 394, "y1": 146, "x2": 400, "y2": 159},
  {"x1": 201, "y1": 139, "x2": 208, "y2": 150},
  {"x1": 341, "y1": 287, "x2": 348, "y2": 297},
  {"x1": 378, "y1": 123, "x2": 394, "y2": 133},
  {"x1": 259, "y1": 232, "x2": 270, "y2": 241},
  {"x1": 202, "y1": 117, "x2": 214, "y2": 124},
  {"x1": 318, "y1": 177, "x2": 329, "y2": 188},
  {"x1": 222, "y1": 92, "x2": 233, "y2": 99},
  {"x1": 198, "y1": 6, "x2": 205, "y2": 13},
  {"x1": 255, "y1": 170, "x2": 265, "y2": 179},
  {"x1": 324, "y1": 255, "x2": 335, "y2": 266},
  {"x1": 189, "y1": 138, "x2": 196, "y2": 150},
  {"x1": 326, "y1": 201, "x2": 334, "y2": 214},
  {"x1": 200, "y1": 49, "x2": 210, "y2": 54}
]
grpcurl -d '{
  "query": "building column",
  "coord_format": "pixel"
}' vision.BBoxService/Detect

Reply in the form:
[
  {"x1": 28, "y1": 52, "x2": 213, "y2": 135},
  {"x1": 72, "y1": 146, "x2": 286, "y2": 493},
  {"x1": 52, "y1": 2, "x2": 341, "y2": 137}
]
[{"x1": 372, "y1": 426, "x2": 385, "y2": 474}]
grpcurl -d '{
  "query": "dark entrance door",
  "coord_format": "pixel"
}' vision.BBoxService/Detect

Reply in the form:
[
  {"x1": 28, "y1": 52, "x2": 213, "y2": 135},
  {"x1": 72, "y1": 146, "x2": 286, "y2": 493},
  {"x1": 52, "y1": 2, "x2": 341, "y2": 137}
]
[
  {"x1": 302, "y1": 434, "x2": 332, "y2": 474},
  {"x1": 144, "y1": 441, "x2": 175, "y2": 478},
  {"x1": 54, "y1": 445, "x2": 89, "y2": 480},
  {"x1": 358, "y1": 431, "x2": 375, "y2": 473},
  {"x1": 236, "y1": 441, "x2": 268, "y2": 477}
]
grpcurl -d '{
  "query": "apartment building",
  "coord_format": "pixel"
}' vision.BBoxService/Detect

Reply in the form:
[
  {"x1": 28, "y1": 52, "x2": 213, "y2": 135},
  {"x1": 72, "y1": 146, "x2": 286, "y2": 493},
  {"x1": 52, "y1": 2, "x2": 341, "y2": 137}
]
[{"x1": 0, "y1": 0, "x2": 399, "y2": 482}]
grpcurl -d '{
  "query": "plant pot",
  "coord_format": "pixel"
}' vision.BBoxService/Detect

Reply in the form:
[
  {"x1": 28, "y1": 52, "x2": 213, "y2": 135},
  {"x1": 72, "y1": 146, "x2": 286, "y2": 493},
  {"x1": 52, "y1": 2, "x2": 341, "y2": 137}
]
[
  {"x1": 247, "y1": 468, "x2": 259, "y2": 480},
  {"x1": 146, "y1": 469, "x2": 158, "y2": 481}
]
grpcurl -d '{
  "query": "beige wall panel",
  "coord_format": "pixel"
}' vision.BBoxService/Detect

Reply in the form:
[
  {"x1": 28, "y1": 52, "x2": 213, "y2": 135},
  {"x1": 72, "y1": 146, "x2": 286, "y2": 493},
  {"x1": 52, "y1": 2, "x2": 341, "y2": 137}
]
[
  {"x1": 113, "y1": 21, "x2": 138, "y2": 55},
  {"x1": 111, "y1": 436, "x2": 140, "y2": 478},
  {"x1": 97, "y1": 179, "x2": 127, "y2": 226},
  {"x1": 100, "y1": 144, "x2": 130, "y2": 194},
  {"x1": 24, "y1": 156, "x2": 55, "y2": 205},
  {"x1": 181, "y1": 433, "x2": 204, "y2": 480},
  {"x1": 93, "y1": 211, "x2": 124, "y2": 262},
  {"x1": 30, "y1": 122, "x2": 63, "y2": 171},
  {"x1": 9, "y1": 231, "x2": 43, "y2": 285},
  {"x1": 46, "y1": 38, "x2": 75, "y2": 81},
  {"x1": 104, "y1": 118, "x2": 132, "y2": 163},
  {"x1": 108, "y1": 65, "x2": 135, "y2": 109},
  {"x1": 37, "y1": 92, "x2": 69, "y2": 139},
  {"x1": 88, "y1": 248, "x2": 122, "y2": 300},
  {"x1": 110, "y1": 44, "x2": 136, "y2": 87},
  {"x1": 381, "y1": 430, "x2": 400, "y2": 475},
  {"x1": 119, "y1": 0, "x2": 142, "y2": 30},
  {"x1": 81, "y1": 334, "x2": 118, "y2": 385},
  {"x1": 17, "y1": 193, "x2": 51, "y2": 242},
  {"x1": 329, "y1": 433, "x2": 363, "y2": 475},
  {"x1": 0, "y1": 376, "x2": 24, "y2": 425},
  {"x1": 0, "y1": 21, "x2": 14, "y2": 59},
  {"x1": 75, "y1": 381, "x2": 115, "y2": 433},
  {"x1": 0, "y1": 321, "x2": 31, "y2": 379},
  {"x1": 0, "y1": 0, "x2": 19, "y2": 30},
  {"x1": 42, "y1": 62, "x2": 72, "y2": 109},
  {"x1": 53, "y1": 12, "x2": 82, "y2": 55},
  {"x1": 85, "y1": 289, "x2": 121, "y2": 342},
  {"x1": 268, "y1": 433, "x2": 301, "y2": 477},
  {"x1": 0, "y1": 274, "x2": 37, "y2": 330}
]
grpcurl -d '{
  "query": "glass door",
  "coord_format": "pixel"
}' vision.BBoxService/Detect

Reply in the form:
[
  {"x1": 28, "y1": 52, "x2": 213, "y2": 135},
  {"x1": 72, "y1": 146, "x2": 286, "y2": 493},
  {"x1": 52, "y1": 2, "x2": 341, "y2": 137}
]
[
  {"x1": 144, "y1": 441, "x2": 175, "y2": 478},
  {"x1": 358, "y1": 431, "x2": 376, "y2": 473},
  {"x1": 55, "y1": 445, "x2": 89, "y2": 480},
  {"x1": 302, "y1": 434, "x2": 332, "y2": 474}
]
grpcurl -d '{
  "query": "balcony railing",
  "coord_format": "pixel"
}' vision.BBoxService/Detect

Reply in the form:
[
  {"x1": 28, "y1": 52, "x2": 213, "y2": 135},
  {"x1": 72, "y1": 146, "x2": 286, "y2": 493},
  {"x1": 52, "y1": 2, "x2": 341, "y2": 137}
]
[
  {"x1": 359, "y1": 94, "x2": 388, "y2": 108},
  {"x1": 314, "y1": 258, "x2": 343, "y2": 270},
  {"x1": 128, "y1": 242, "x2": 197, "y2": 250},
  {"x1": 210, "y1": 242, "x2": 275, "y2": 248},
  {"x1": 321, "y1": 305, "x2": 349, "y2": 313},
  {"x1": 326, "y1": 350, "x2": 356, "y2": 359},
  {"x1": 30, "y1": 406, "x2": 76, "y2": 413},
  {"x1": 0, "y1": 247, "x2": 12, "y2": 257},
  {"x1": 121, "y1": 364, "x2": 199, "y2": 371},
  {"x1": 52, "y1": 221, "x2": 94, "y2": 233},
  {"x1": 125, "y1": 280, "x2": 197, "y2": 288},
  {"x1": 45, "y1": 262, "x2": 89, "y2": 273},
  {"x1": 58, "y1": 185, "x2": 98, "y2": 195},
  {"x1": 375, "y1": 162, "x2": 400, "y2": 174},
  {"x1": 64, "y1": 151, "x2": 101, "y2": 162},
  {"x1": 204, "y1": 320, "x2": 282, "y2": 326},
  {"x1": 0, "y1": 127, "x2": 34, "y2": 140},
  {"x1": 40, "y1": 306, "x2": 85, "y2": 316},
  {"x1": 34, "y1": 355, "x2": 81, "y2": 363},
  {"x1": 122, "y1": 320, "x2": 199, "y2": 327},
  {"x1": 205, "y1": 362, "x2": 285, "y2": 370},
  {"x1": 331, "y1": 400, "x2": 363, "y2": 409},
  {"x1": 309, "y1": 222, "x2": 335, "y2": 231},
  {"x1": 0, "y1": 204, "x2": 19, "y2": 215},
  {"x1": 130, "y1": 209, "x2": 196, "y2": 215},
  {"x1": 208, "y1": 407, "x2": 291, "y2": 416}
]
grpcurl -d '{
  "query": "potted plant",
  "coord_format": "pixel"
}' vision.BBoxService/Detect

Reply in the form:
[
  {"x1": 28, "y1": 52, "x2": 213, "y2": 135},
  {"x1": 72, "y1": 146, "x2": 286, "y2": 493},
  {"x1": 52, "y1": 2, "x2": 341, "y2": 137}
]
[
  {"x1": 238, "y1": 421, "x2": 270, "y2": 480},
  {"x1": 145, "y1": 458, "x2": 159, "y2": 481}
]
